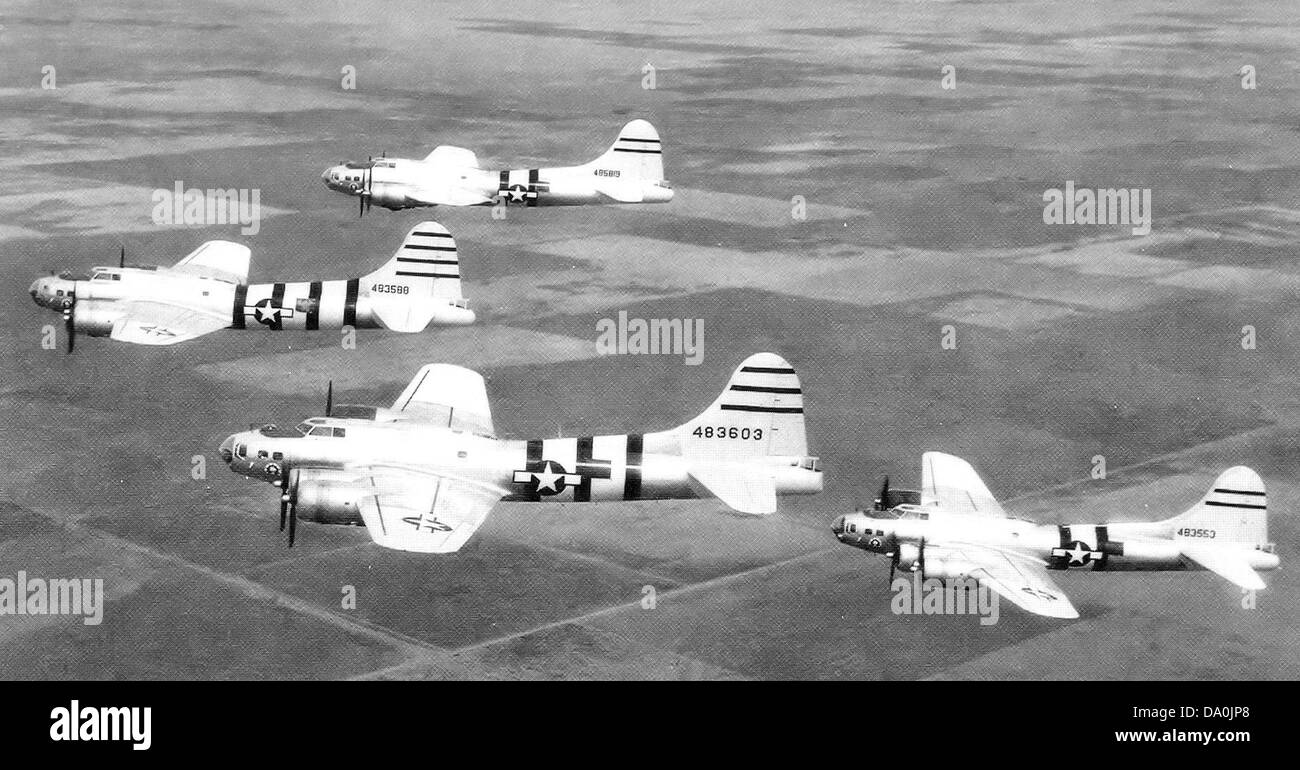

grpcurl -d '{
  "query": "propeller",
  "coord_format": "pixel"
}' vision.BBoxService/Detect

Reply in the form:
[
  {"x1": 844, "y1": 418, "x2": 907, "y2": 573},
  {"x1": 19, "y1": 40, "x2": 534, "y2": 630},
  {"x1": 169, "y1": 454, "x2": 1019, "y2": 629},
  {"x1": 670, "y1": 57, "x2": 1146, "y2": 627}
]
[
  {"x1": 277, "y1": 467, "x2": 299, "y2": 547},
  {"x1": 119, "y1": 246, "x2": 125, "y2": 268},
  {"x1": 357, "y1": 164, "x2": 375, "y2": 217},
  {"x1": 325, "y1": 380, "x2": 333, "y2": 417},
  {"x1": 63, "y1": 308, "x2": 74, "y2": 353},
  {"x1": 876, "y1": 476, "x2": 891, "y2": 511},
  {"x1": 917, "y1": 536, "x2": 926, "y2": 581}
]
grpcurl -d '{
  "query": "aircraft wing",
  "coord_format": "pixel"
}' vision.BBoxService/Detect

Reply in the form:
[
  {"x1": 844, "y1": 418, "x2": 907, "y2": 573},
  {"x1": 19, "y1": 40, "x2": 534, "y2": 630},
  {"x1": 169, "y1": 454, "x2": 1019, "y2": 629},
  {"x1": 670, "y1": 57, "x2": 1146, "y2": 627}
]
[
  {"x1": 391, "y1": 364, "x2": 494, "y2": 436},
  {"x1": 423, "y1": 145, "x2": 480, "y2": 168},
  {"x1": 938, "y1": 543, "x2": 1079, "y2": 619},
  {"x1": 1179, "y1": 543, "x2": 1267, "y2": 590},
  {"x1": 170, "y1": 240, "x2": 251, "y2": 284},
  {"x1": 109, "y1": 300, "x2": 230, "y2": 345},
  {"x1": 354, "y1": 468, "x2": 505, "y2": 553},
  {"x1": 921, "y1": 451, "x2": 1008, "y2": 518},
  {"x1": 406, "y1": 146, "x2": 494, "y2": 206},
  {"x1": 406, "y1": 184, "x2": 495, "y2": 207}
]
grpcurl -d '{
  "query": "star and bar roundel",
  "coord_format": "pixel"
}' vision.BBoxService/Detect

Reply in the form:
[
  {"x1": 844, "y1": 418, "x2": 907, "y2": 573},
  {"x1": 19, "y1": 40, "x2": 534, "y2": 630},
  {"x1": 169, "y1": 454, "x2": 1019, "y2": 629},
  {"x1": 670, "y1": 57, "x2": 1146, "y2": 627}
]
[
  {"x1": 510, "y1": 435, "x2": 644, "y2": 502},
  {"x1": 1049, "y1": 525, "x2": 1116, "y2": 570},
  {"x1": 497, "y1": 169, "x2": 549, "y2": 206}
]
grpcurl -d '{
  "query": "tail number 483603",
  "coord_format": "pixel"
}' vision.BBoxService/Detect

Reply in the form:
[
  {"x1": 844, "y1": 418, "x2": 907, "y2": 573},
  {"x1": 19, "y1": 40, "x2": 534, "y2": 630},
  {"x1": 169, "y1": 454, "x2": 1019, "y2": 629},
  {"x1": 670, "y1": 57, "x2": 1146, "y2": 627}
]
[{"x1": 693, "y1": 426, "x2": 763, "y2": 440}]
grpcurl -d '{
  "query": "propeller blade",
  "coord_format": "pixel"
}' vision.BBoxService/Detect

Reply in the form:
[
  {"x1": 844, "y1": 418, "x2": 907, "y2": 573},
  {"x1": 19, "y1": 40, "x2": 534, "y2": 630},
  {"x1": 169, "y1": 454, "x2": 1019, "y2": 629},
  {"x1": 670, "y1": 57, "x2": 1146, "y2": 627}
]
[
  {"x1": 63, "y1": 311, "x2": 74, "y2": 353},
  {"x1": 359, "y1": 193, "x2": 364, "y2": 218},
  {"x1": 119, "y1": 246, "x2": 125, "y2": 269},
  {"x1": 279, "y1": 491, "x2": 288, "y2": 532},
  {"x1": 325, "y1": 381, "x2": 333, "y2": 417},
  {"x1": 287, "y1": 500, "x2": 297, "y2": 547}
]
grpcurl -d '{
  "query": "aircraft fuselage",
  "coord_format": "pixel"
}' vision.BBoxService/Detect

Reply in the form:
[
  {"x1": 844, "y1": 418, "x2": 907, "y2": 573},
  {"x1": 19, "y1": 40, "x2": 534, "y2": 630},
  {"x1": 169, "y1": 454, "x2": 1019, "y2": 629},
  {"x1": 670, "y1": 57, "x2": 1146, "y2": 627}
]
[
  {"x1": 833, "y1": 508, "x2": 1279, "y2": 575},
  {"x1": 221, "y1": 418, "x2": 821, "y2": 524},
  {"x1": 322, "y1": 159, "x2": 673, "y2": 209}
]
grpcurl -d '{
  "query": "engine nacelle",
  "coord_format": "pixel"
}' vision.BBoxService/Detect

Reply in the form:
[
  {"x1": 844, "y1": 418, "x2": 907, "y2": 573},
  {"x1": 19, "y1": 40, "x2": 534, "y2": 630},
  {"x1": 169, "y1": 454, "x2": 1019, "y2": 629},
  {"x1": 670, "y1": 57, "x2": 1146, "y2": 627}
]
[
  {"x1": 367, "y1": 182, "x2": 410, "y2": 210},
  {"x1": 896, "y1": 543, "x2": 922, "y2": 571},
  {"x1": 291, "y1": 468, "x2": 368, "y2": 525},
  {"x1": 72, "y1": 301, "x2": 119, "y2": 337}
]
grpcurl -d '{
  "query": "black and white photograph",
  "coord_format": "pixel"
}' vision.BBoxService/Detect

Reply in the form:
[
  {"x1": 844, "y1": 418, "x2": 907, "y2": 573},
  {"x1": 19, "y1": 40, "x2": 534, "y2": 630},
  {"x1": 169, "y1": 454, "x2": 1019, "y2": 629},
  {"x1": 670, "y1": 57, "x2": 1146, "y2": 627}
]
[{"x1": 0, "y1": 0, "x2": 1294, "y2": 754}]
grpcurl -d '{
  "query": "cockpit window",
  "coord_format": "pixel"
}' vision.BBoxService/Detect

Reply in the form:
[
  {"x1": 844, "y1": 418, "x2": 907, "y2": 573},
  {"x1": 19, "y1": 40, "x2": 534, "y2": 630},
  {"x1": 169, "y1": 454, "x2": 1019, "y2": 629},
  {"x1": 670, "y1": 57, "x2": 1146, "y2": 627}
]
[
  {"x1": 235, "y1": 443, "x2": 247, "y2": 459},
  {"x1": 258, "y1": 424, "x2": 299, "y2": 438},
  {"x1": 308, "y1": 426, "x2": 333, "y2": 437},
  {"x1": 332, "y1": 427, "x2": 346, "y2": 438}
]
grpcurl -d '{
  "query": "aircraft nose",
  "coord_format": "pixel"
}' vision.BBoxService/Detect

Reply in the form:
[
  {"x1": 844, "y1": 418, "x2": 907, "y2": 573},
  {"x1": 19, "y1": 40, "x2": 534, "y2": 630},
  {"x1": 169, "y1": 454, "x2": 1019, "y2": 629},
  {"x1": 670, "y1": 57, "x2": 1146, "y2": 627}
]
[
  {"x1": 831, "y1": 515, "x2": 846, "y2": 536},
  {"x1": 218, "y1": 434, "x2": 235, "y2": 465}
]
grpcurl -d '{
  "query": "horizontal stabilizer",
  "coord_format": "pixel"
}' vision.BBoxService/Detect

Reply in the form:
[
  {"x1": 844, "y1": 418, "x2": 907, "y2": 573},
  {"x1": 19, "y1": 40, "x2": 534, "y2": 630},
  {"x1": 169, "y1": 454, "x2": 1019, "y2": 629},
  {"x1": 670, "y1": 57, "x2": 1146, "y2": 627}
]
[
  {"x1": 594, "y1": 180, "x2": 645, "y2": 203},
  {"x1": 1181, "y1": 543, "x2": 1266, "y2": 591},
  {"x1": 687, "y1": 464, "x2": 777, "y2": 515}
]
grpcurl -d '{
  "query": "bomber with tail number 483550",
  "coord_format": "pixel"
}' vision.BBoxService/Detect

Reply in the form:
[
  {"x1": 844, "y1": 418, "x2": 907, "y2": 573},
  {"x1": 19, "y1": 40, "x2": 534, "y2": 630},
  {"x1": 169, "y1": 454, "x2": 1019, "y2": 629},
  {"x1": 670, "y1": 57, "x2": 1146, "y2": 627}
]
[{"x1": 834, "y1": 453, "x2": 1279, "y2": 619}]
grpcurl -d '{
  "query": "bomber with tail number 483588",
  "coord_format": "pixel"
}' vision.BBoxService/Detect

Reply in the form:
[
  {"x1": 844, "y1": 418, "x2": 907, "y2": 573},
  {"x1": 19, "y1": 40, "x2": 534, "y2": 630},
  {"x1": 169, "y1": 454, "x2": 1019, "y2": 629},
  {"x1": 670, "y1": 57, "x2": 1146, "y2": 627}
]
[{"x1": 29, "y1": 221, "x2": 474, "y2": 350}]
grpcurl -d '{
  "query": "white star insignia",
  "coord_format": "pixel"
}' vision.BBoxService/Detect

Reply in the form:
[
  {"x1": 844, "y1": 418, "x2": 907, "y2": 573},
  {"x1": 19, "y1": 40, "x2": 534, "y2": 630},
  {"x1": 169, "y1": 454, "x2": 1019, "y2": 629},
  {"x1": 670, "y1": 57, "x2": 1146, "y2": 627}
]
[{"x1": 533, "y1": 461, "x2": 563, "y2": 492}]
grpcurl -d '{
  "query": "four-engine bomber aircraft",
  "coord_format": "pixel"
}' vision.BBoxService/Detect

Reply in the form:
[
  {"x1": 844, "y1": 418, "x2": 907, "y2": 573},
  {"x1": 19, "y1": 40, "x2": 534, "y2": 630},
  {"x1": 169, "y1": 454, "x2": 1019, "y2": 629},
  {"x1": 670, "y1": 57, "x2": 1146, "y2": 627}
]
[
  {"x1": 321, "y1": 120, "x2": 674, "y2": 215},
  {"x1": 833, "y1": 452, "x2": 1280, "y2": 619},
  {"x1": 29, "y1": 222, "x2": 474, "y2": 349},
  {"x1": 218, "y1": 353, "x2": 823, "y2": 552}
]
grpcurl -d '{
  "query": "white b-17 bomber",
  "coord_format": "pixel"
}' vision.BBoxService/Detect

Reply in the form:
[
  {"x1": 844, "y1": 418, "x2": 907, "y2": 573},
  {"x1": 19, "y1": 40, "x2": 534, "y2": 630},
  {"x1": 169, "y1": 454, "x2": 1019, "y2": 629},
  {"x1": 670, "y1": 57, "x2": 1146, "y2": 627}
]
[
  {"x1": 28, "y1": 221, "x2": 474, "y2": 349},
  {"x1": 833, "y1": 452, "x2": 1280, "y2": 619},
  {"x1": 321, "y1": 120, "x2": 674, "y2": 215},
  {"x1": 218, "y1": 353, "x2": 823, "y2": 551}
]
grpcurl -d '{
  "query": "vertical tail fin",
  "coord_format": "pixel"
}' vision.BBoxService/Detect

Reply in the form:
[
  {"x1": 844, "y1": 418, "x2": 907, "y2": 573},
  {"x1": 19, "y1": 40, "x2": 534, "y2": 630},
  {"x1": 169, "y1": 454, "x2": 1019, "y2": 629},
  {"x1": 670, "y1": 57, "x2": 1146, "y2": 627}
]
[
  {"x1": 361, "y1": 221, "x2": 474, "y2": 331},
  {"x1": 675, "y1": 352, "x2": 809, "y2": 463},
  {"x1": 1167, "y1": 466, "x2": 1269, "y2": 546},
  {"x1": 582, "y1": 120, "x2": 672, "y2": 202},
  {"x1": 666, "y1": 353, "x2": 818, "y2": 514}
]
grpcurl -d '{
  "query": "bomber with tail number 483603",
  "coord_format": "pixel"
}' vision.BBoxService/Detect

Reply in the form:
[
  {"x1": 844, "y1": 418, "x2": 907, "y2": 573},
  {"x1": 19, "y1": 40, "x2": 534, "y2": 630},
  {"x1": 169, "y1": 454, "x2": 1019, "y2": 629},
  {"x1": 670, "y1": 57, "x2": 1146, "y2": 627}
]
[{"x1": 219, "y1": 353, "x2": 823, "y2": 552}]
